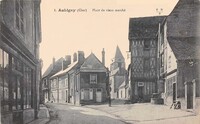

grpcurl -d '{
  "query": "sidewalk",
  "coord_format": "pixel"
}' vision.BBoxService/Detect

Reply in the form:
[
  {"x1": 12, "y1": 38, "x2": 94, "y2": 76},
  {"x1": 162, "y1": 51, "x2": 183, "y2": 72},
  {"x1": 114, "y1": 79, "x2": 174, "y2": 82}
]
[
  {"x1": 27, "y1": 104, "x2": 50, "y2": 124},
  {"x1": 84, "y1": 103, "x2": 200, "y2": 124}
]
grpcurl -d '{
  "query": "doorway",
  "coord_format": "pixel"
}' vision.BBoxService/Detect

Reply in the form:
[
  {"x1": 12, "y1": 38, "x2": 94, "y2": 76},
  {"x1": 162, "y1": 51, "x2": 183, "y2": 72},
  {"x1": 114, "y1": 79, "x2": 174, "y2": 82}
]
[
  {"x1": 138, "y1": 86, "x2": 143, "y2": 101},
  {"x1": 96, "y1": 89, "x2": 102, "y2": 102},
  {"x1": 66, "y1": 90, "x2": 68, "y2": 102},
  {"x1": 187, "y1": 83, "x2": 193, "y2": 109}
]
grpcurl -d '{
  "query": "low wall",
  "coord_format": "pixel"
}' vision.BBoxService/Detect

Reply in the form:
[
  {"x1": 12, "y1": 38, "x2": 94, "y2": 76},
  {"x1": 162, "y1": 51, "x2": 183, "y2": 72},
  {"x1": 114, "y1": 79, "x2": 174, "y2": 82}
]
[
  {"x1": 195, "y1": 97, "x2": 200, "y2": 114},
  {"x1": 1, "y1": 112, "x2": 13, "y2": 124},
  {"x1": 23, "y1": 109, "x2": 35, "y2": 124}
]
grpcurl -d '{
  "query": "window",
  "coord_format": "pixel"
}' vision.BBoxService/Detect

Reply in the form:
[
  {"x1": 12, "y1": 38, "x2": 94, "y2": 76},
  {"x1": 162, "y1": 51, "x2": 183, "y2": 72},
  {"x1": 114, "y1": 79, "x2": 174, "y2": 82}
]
[
  {"x1": 81, "y1": 89, "x2": 93, "y2": 100},
  {"x1": 50, "y1": 80, "x2": 53, "y2": 88},
  {"x1": 23, "y1": 66, "x2": 32, "y2": 109},
  {"x1": 0, "y1": 50, "x2": 10, "y2": 112},
  {"x1": 84, "y1": 89, "x2": 89, "y2": 100},
  {"x1": 81, "y1": 89, "x2": 84, "y2": 100},
  {"x1": 160, "y1": 54, "x2": 164, "y2": 67},
  {"x1": 89, "y1": 89, "x2": 93, "y2": 100},
  {"x1": 65, "y1": 78, "x2": 68, "y2": 87},
  {"x1": 90, "y1": 74, "x2": 97, "y2": 84},
  {"x1": 96, "y1": 88, "x2": 102, "y2": 92},
  {"x1": 71, "y1": 89, "x2": 73, "y2": 96},
  {"x1": 144, "y1": 59, "x2": 149, "y2": 71},
  {"x1": 144, "y1": 41, "x2": 150, "y2": 49},
  {"x1": 15, "y1": 0, "x2": 24, "y2": 34}
]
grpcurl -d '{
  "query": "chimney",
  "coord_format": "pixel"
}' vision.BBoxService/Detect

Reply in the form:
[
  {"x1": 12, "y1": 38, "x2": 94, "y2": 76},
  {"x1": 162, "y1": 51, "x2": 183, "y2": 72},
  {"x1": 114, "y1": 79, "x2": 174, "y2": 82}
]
[
  {"x1": 52, "y1": 57, "x2": 55, "y2": 69},
  {"x1": 62, "y1": 59, "x2": 65, "y2": 70},
  {"x1": 65, "y1": 55, "x2": 71, "y2": 65},
  {"x1": 73, "y1": 53, "x2": 77, "y2": 62},
  {"x1": 78, "y1": 51, "x2": 85, "y2": 63},
  {"x1": 102, "y1": 48, "x2": 105, "y2": 66}
]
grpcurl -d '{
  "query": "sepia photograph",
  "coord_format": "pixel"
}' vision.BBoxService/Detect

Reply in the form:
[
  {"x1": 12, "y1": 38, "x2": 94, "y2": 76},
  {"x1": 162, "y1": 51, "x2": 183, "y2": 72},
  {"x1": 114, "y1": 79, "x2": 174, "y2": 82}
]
[{"x1": 0, "y1": 0, "x2": 200, "y2": 124}]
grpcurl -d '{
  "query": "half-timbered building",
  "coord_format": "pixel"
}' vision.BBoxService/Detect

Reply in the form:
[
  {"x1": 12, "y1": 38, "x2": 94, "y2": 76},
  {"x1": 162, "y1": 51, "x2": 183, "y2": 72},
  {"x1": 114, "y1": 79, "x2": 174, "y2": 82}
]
[{"x1": 128, "y1": 16, "x2": 166, "y2": 102}]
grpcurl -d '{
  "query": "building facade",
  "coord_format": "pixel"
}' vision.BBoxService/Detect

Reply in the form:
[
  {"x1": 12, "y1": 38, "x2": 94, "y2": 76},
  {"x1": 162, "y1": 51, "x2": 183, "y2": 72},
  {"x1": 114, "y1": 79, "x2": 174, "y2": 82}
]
[
  {"x1": 110, "y1": 46, "x2": 127, "y2": 99},
  {"x1": 128, "y1": 16, "x2": 166, "y2": 103},
  {"x1": 48, "y1": 51, "x2": 108, "y2": 105},
  {"x1": 41, "y1": 57, "x2": 65, "y2": 103},
  {"x1": 0, "y1": 0, "x2": 42, "y2": 124},
  {"x1": 78, "y1": 53, "x2": 108, "y2": 105},
  {"x1": 158, "y1": 0, "x2": 200, "y2": 113},
  {"x1": 157, "y1": 20, "x2": 178, "y2": 106}
]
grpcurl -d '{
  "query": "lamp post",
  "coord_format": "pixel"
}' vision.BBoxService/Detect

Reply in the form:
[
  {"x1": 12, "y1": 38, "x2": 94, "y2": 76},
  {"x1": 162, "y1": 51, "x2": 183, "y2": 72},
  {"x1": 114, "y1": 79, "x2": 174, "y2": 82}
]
[{"x1": 106, "y1": 68, "x2": 111, "y2": 107}]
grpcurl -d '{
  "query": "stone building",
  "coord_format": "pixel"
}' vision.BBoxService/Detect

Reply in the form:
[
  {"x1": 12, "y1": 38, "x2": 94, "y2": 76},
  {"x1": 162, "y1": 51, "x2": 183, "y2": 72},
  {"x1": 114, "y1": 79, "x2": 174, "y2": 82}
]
[
  {"x1": 157, "y1": 17, "x2": 178, "y2": 106},
  {"x1": 157, "y1": 0, "x2": 200, "y2": 113},
  {"x1": 128, "y1": 16, "x2": 166, "y2": 102},
  {"x1": 0, "y1": 0, "x2": 42, "y2": 124},
  {"x1": 41, "y1": 57, "x2": 70, "y2": 103},
  {"x1": 110, "y1": 46, "x2": 127, "y2": 99},
  {"x1": 49, "y1": 50, "x2": 108, "y2": 105}
]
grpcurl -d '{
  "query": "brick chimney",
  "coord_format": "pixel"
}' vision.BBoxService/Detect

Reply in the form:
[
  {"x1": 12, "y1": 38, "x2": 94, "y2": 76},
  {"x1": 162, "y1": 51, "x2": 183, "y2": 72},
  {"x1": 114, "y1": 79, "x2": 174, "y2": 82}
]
[
  {"x1": 78, "y1": 51, "x2": 85, "y2": 63},
  {"x1": 73, "y1": 53, "x2": 77, "y2": 62},
  {"x1": 65, "y1": 55, "x2": 71, "y2": 65},
  {"x1": 102, "y1": 48, "x2": 105, "y2": 66},
  {"x1": 52, "y1": 57, "x2": 55, "y2": 69},
  {"x1": 62, "y1": 59, "x2": 65, "y2": 70}
]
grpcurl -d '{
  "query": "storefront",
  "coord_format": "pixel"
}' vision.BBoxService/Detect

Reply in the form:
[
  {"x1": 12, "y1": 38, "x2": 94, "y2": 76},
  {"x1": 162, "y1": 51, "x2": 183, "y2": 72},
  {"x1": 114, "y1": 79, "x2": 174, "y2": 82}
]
[{"x1": 0, "y1": 46, "x2": 37, "y2": 124}]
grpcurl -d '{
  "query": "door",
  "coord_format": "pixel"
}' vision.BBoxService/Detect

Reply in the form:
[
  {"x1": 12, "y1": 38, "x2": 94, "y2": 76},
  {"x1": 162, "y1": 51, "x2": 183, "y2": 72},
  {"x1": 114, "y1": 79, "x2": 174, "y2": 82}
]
[
  {"x1": 84, "y1": 89, "x2": 89, "y2": 100},
  {"x1": 96, "y1": 89, "x2": 102, "y2": 102},
  {"x1": 187, "y1": 83, "x2": 193, "y2": 109},
  {"x1": 138, "y1": 86, "x2": 143, "y2": 100},
  {"x1": 66, "y1": 90, "x2": 68, "y2": 102}
]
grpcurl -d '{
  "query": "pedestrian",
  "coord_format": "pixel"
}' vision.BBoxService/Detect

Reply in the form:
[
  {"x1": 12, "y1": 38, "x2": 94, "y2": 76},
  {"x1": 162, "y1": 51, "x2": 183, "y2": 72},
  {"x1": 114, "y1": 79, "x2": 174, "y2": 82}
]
[{"x1": 108, "y1": 95, "x2": 111, "y2": 107}]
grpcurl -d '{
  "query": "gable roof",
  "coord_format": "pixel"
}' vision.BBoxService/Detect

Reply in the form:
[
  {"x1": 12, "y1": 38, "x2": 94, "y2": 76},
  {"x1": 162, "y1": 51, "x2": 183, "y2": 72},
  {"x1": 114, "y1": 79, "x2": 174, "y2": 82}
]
[
  {"x1": 114, "y1": 46, "x2": 124, "y2": 60},
  {"x1": 50, "y1": 61, "x2": 78, "y2": 78},
  {"x1": 80, "y1": 53, "x2": 107, "y2": 72},
  {"x1": 167, "y1": 0, "x2": 200, "y2": 38},
  {"x1": 129, "y1": 16, "x2": 166, "y2": 40},
  {"x1": 166, "y1": 0, "x2": 200, "y2": 60},
  {"x1": 42, "y1": 57, "x2": 64, "y2": 78}
]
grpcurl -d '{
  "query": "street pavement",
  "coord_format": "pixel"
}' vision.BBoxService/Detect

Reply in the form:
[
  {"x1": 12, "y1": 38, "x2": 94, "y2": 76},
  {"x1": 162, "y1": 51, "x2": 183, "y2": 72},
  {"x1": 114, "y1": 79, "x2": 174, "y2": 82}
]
[
  {"x1": 28, "y1": 101, "x2": 200, "y2": 124},
  {"x1": 45, "y1": 103, "x2": 126, "y2": 124},
  {"x1": 84, "y1": 102, "x2": 200, "y2": 124}
]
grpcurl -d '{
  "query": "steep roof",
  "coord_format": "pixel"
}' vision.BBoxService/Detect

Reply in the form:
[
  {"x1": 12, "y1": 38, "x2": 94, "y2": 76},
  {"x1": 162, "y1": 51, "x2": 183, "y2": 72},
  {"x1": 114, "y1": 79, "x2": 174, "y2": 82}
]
[
  {"x1": 42, "y1": 57, "x2": 64, "y2": 78},
  {"x1": 167, "y1": 0, "x2": 200, "y2": 38},
  {"x1": 129, "y1": 16, "x2": 166, "y2": 40},
  {"x1": 80, "y1": 53, "x2": 107, "y2": 72},
  {"x1": 50, "y1": 61, "x2": 78, "y2": 78},
  {"x1": 114, "y1": 46, "x2": 124, "y2": 60},
  {"x1": 166, "y1": 0, "x2": 200, "y2": 60}
]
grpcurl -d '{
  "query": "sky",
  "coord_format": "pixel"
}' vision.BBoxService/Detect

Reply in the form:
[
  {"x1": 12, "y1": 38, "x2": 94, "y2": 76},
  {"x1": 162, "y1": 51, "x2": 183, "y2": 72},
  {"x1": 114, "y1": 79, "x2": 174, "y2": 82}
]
[{"x1": 40, "y1": 0, "x2": 179, "y2": 74}]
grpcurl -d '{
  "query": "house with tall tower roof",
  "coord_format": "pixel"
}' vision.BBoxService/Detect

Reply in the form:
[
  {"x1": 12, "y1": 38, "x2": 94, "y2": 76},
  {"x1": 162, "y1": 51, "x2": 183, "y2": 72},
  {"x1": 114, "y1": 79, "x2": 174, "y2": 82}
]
[{"x1": 109, "y1": 46, "x2": 127, "y2": 99}]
